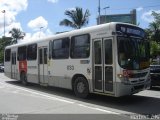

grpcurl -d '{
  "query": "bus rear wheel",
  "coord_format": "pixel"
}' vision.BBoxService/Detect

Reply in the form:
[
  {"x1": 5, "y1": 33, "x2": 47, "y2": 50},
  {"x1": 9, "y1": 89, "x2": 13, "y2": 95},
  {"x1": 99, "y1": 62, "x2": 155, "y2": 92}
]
[
  {"x1": 73, "y1": 77, "x2": 89, "y2": 98},
  {"x1": 20, "y1": 72, "x2": 28, "y2": 86}
]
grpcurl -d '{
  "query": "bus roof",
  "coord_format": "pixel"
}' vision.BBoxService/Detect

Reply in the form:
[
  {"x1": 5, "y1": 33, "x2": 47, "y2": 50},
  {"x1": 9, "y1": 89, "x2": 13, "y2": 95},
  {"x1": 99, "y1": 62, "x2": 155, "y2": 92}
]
[{"x1": 5, "y1": 22, "x2": 139, "y2": 49}]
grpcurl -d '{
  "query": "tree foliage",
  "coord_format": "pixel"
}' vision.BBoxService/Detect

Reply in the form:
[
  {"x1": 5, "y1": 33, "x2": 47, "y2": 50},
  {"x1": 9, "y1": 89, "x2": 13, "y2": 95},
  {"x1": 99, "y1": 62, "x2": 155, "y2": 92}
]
[
  {"x1": 146, "y1": 11, "x2": 160, "y2": 57},
  {"x1": 147, "y1": 11, "x2": 160, "y2": 42},
  {"x1": 0, "y1": 37, "x2": 12, "y2": 63},
  {"x1": 150, "y1": 41, "x2": 160, "y2": 58},
  {"x1": 60, "y1": 7, "x2": 90, "y2": 29},
  {"x1": 0, "y1": 28, "x2": 25, "y2": 63},
  {"x1": 9, "y1": 28, "x2": 25, "y2": 44}
]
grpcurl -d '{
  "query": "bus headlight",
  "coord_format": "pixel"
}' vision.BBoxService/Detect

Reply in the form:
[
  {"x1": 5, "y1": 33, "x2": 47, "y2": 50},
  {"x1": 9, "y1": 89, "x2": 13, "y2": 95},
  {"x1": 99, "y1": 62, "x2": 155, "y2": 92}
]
[{"x1": 117, "y1": 74, "x2": 130, "y2": 84}]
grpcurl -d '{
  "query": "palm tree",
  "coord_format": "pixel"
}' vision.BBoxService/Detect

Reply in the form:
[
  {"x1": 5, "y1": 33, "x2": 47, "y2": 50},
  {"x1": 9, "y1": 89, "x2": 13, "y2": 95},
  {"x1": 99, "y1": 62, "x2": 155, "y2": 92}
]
[
  {"x1": 149, "y1": 22, "x2": 159, "y2": 32},
  {"x1": 60, "y1": 7, "x2": 90, "y2": 29},
  {"x1": 9, "y1": 28, "x2": 25, "y2": 44},
  {"x1": 148, "y1": 11, "x2": 160, "y2": 42},
  {"x1": 149, "y1": 22, "x2": 160, "y2": 42}
]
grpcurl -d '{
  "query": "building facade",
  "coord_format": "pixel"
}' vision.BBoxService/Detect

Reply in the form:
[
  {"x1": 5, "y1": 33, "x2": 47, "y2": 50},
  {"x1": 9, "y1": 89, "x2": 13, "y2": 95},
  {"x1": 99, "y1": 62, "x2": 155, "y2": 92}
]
[{"x1": 97, "y1": 9, "x2": 136, "y2": 25}]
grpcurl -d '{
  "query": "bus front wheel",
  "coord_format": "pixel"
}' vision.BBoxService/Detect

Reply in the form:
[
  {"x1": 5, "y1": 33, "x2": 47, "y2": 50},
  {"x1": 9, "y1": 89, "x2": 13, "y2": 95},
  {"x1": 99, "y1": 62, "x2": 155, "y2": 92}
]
[
  {"x1": 73, "y1": 77, "x2": 89, "y2": 98},
  {"x1": 20, "y1": 72, "x2": 28, "y2": 86}
]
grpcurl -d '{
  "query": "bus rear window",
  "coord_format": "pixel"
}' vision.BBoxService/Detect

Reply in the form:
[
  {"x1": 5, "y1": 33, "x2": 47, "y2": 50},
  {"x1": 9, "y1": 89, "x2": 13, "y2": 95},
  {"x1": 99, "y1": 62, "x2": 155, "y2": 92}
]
[{"x1": 5, "y1": 49, "x2": 11, "y2": 62}]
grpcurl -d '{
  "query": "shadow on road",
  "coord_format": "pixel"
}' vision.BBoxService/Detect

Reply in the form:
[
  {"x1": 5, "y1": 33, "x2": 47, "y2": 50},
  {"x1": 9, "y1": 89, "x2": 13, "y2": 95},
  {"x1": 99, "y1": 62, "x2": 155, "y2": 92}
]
[
  {"x1": 150, "y1": 86, "x2": 160, "y2": 91},
  {"x1": 6, "y1": 80, "x2": 160, "y2": 114}
]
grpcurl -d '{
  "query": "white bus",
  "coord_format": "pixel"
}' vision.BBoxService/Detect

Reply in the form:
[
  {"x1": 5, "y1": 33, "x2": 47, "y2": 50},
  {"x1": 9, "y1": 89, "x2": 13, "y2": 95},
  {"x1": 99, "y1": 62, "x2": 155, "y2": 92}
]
[{"x1": 4, "y1": 22, "x2": 150, "y2": 98}]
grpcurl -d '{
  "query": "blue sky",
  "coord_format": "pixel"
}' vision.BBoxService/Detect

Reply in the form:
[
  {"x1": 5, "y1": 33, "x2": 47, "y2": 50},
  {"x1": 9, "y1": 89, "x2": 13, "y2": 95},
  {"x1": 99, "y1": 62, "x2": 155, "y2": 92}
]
[{"x1": 0, "y1": 0, "x2": 160, "y2": 40}]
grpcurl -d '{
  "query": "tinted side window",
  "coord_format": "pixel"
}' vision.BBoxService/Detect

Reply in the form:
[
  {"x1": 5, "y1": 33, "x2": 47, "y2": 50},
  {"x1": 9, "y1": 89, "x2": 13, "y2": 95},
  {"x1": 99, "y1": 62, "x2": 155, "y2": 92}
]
[
  {"x1": 39, "y1": 49, "x2": 43, "y2": 64},
  {"x1": 71, "y1": 34, "x2": 90, "y2": 58},
  {"x1": 27, "y1": 44, "x2": 37, "y2": 60},
  {"x1": 5, "y1": 49, "x2": 11, "y2": 62},
  {"x1": 94, "y1": 41, "x2": 102, "y2": 64},
  {"x1": 105, "y1": 39, "x2": 113, "y2": 64},
  {"x1": 18, "y1": 46, "x2": 27, "y2": 61},
  {"x1": 12, "y1": 52, "x2": 16, "y2": 65},
  {"x1": 44, "y1": 48, "x2": 47, "y2": 64},
  {"x1": 49, "y1": 41, "x2": 52, "y2": 59},
  {"x1": 52, "y1": 38, "x2": 69, "y2": 59}
]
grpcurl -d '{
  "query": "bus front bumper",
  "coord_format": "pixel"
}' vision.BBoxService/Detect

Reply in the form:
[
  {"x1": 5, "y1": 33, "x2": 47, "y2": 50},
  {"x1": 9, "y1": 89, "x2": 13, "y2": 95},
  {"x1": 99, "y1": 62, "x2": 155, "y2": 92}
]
[{"x1": 115, "y1": 80, "x2": 151, "y2": 97}]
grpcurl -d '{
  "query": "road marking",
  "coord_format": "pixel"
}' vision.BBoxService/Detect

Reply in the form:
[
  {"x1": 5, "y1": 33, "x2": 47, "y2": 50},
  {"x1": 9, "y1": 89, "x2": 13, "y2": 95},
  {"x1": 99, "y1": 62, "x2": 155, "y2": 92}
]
[
  {"x1": 78, "y1": 104, "x2": 120, "y2": 114},
  {"x1": 0, "y1": 82, "x2": 74, "y2": 104},
  {"x1": 0, "y1": 81, "x2": 120, "y2": 114}
]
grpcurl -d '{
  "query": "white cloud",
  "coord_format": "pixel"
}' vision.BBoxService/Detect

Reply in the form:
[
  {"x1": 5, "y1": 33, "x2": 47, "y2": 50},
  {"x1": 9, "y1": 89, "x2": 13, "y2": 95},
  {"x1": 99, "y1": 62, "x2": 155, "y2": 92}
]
[
  {"x1": 28, "y1": 16, "x2": 48, "y2": 31},
  {"x1": 0, "y1": 0, "x2": 53, "y2": 42},
  {"x1": 30, "y1": 28, "x2": 53, "y2": 39},
  {"x1": 5, "y1": 22, "x2": 23, "y2": 37},
  {"x1": 22, "y1": 28, "x2": 53, "y2": 43},
  {"x1": 7, "y1": 22, "x2": 22, "y2": 31},
  {"x1": 67, "y1": 8, "x2": 76, "y2": 11},
  {"x1": 48, "y1": 0, "x2": 59, "y2": 3},
  {"x1": 0, "y1": 11, "x2": 15, "y2": 27},
  {"x1": 0, "y1": 17, "x2": 23, "y2": 37},
  {"x1": 20, "y1": 32, "x2": 44, "y2": 43},
  {"x1": 141, "y1": 10, "x2": 154, "y2": 23},
  {"x1": 141, "y1": 10, "x2": 160, "y2": 23},
  {"x1": 0, "y1": 0, "x2": 28, "y2": 14},
  {"x1": 30, "y1": 31, "x2": 46, "y2": 39},
  {"x1": 23, "y1": 33, "x2": 32, "y2": 40},
  {"x1": 46, "y1": 29, "x2": 53, "y2": 35},
  {"x1": 0, "y1": 0, "x2": 28, "y2": 37},
  {"x1": 136, "y1": 7, "x2": 143, "y2": 12}
]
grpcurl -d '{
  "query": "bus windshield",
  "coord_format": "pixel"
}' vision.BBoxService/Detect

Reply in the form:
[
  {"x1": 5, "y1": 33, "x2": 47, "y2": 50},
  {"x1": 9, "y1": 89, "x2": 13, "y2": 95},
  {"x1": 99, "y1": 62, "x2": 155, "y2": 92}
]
[{"x1": 118, "y1": 36, "x2": 150, "y2": 70}]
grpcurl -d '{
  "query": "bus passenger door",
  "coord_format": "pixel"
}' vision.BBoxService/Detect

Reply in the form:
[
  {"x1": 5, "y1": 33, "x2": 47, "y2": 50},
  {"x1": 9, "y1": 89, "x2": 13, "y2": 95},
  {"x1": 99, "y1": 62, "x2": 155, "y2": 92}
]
[
  {"x1": 38, "y1": 47, "x2": 48, "y2": 85},
  {"x1": 11, "y1": 52, "x2": 16, "y2": 79},
  {"x1": 103, "y1": 38, "x2": 114, "y2": 93},
  {"x1": 93, "y1": 39, "x2": 103, "y2": 92},
  {"x1": 93, "y1": 38, "x2": 114, "y2": 93}
]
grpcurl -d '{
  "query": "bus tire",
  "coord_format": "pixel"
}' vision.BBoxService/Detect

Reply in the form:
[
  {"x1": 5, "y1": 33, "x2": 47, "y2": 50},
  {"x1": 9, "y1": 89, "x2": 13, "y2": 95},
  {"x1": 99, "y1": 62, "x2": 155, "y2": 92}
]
[
  {"x1": 20, "y1": 72, "x2": 28, "y2": 86},
  {"x1": 73, "y1": 77, "x2": 89, "y2": 98}
]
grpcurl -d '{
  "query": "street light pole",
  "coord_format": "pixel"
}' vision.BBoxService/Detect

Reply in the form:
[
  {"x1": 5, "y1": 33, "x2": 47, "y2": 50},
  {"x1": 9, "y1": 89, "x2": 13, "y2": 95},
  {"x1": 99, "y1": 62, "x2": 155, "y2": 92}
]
[
  {"x1": 103, "y1": 6, "x2": 110, "y2": 23},
  {"x1": 39, "y1": 27, "x2": 43, "y2": 38},
  {"x1": 2, "y1": 10, "x2": 6, "y2": 38}
]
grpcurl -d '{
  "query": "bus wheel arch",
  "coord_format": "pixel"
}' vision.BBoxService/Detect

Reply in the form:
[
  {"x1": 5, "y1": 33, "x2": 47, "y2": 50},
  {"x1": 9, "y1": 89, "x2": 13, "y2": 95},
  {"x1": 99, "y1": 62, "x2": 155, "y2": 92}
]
[
  {"x1": 72, "y1": 74, "x2": 89, "y2": 98},
  {"x1": 20, "y1": 71, "x2": 28, "y2": 86}
]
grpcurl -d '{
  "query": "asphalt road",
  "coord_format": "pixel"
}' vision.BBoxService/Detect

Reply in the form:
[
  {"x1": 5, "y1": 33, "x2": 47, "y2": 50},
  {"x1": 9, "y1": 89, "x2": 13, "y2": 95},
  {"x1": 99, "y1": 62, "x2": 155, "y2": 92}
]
[{"x1": 0, "y1": 73, "x2": 160, "y2": 120}]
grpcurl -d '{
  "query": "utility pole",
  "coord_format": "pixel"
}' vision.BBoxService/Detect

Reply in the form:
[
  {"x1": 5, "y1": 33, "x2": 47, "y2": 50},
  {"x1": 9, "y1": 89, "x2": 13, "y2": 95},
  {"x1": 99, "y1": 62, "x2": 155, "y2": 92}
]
[
  {"x1": 98, "y1": 0, "x2": 101, "y2": 25},
  {"x1": 2, "y1": 10, "x2": 6, "y2": 38}
]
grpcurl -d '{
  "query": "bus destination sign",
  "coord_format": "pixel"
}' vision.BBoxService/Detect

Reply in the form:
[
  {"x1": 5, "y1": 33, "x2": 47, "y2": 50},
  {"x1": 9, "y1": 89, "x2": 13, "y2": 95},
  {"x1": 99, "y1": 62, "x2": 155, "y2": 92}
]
[{"x1": 116, "y1": 24, "x2": 145, "y2": 38}]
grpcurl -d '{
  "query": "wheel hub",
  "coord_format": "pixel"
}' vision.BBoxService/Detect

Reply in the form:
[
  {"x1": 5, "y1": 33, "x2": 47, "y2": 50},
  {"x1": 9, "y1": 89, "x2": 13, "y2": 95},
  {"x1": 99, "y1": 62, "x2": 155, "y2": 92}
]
[{"x1": 77, "y1": 82, "x2": 85, "y2": 93}]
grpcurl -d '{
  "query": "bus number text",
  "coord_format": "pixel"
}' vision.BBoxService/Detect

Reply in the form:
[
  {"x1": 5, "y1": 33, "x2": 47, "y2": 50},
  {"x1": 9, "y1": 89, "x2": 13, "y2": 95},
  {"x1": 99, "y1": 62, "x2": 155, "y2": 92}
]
[{"x1": 67, "y1": 65, "x2": 74, "y2": 71}]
